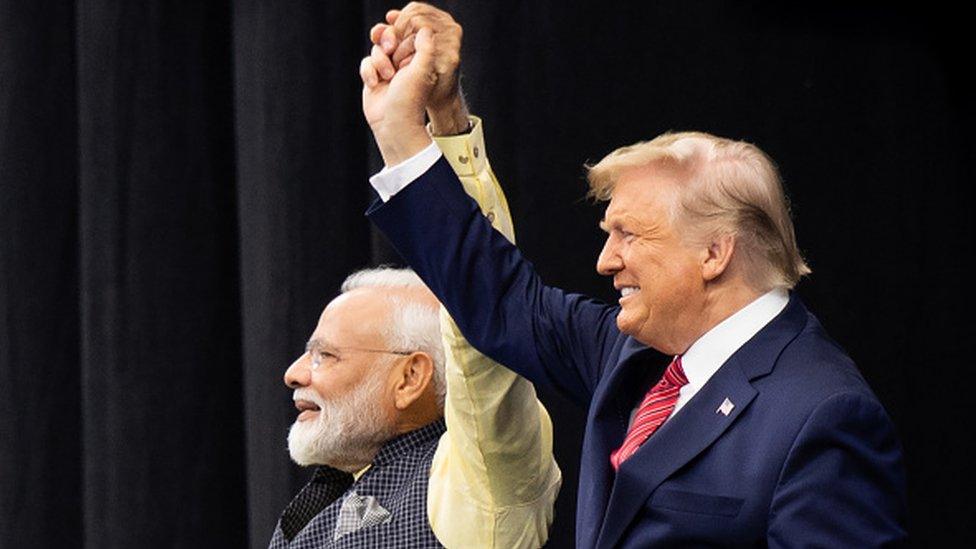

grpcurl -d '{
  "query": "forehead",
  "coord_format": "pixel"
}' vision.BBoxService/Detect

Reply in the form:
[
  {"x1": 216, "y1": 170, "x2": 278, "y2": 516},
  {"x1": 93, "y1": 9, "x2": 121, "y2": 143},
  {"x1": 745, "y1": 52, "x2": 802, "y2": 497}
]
[
  {"x1": 311, "y1": 289, "x2": 392, "y2": 346},
  {"x1": 603, "y1": 165, "x2": 682, "y2": 224}
]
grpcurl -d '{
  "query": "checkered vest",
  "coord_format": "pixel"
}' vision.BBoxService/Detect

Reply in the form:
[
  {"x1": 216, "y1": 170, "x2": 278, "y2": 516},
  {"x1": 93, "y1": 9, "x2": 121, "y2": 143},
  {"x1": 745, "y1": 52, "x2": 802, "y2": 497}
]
[{"x1": 268, "y1": 420, "x2": 446, "y2": 548}]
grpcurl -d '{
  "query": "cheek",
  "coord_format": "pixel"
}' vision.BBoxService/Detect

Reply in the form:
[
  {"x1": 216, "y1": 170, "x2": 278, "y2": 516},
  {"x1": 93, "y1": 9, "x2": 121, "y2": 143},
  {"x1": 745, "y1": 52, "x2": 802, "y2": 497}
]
[
  {"x1": 666, "y1": 257, "x2": 703, "y2": 300},
  {"x1": 309, "y1": 373, "x2": 354, "y2": 401},
  {"x1": 634, "y1": 256, "x2": 698, "y2": 303},
  {"x1": 627, "y1": 249, "x2": 666, "y2": 293}
]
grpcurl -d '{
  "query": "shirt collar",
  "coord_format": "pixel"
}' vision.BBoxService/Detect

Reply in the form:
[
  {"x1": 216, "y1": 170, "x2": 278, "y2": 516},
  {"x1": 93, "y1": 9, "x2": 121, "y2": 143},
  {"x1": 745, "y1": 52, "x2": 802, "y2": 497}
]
[
  {"x1": 371, "y1": 418, "x2": 446, "y2": 467},
  {"x1": 680, "y1": 288, "x2": 790, "y2": 391}
]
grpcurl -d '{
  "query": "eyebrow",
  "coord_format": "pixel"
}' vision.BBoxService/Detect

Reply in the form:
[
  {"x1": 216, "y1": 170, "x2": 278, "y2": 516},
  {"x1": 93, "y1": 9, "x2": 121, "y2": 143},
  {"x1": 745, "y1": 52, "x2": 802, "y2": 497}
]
[
  {"x1": 305, "y1": 338, "x2": 330, "y2": 353},
  {"x1": 600, "y1": 214, "x2": 625, "y2": 233}
]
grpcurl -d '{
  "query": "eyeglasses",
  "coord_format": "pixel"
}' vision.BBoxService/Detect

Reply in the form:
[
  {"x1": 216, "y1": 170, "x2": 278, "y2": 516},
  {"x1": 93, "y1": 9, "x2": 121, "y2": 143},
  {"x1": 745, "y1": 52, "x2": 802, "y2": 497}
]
[{"x1": 304, "y1": 342, "x2": 414, "y2": 371}]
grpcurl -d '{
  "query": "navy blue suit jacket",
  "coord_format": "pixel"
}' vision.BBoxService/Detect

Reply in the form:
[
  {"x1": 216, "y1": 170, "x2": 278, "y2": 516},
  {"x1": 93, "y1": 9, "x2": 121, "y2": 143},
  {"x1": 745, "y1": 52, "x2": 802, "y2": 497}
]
[{"x1": 368, "y1": 157, "x2": 907, "y2": 548}]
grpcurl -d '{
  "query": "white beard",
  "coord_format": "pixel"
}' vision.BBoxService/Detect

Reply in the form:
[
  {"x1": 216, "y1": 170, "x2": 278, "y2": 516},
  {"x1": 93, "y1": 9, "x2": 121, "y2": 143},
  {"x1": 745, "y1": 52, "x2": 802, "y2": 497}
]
[{"x1": 287, "y1": 369, "x2": 395, "y2": 472}]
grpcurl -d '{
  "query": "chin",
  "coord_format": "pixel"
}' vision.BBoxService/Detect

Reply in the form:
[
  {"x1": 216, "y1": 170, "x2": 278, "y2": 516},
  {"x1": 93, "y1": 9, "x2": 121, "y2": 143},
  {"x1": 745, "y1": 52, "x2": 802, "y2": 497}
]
[
  {"x1": 617, "y1": 314, "x2": 662, "y2": 350},
  {"x1": 616, "y1": 322, "x2": 635, "y2": 337},
  {"x1": 615, "y1": 312, "x2": 641, "y2": 337},
  {"x1": 287, "y1": 419, "x2": 331, "y2": 467}
]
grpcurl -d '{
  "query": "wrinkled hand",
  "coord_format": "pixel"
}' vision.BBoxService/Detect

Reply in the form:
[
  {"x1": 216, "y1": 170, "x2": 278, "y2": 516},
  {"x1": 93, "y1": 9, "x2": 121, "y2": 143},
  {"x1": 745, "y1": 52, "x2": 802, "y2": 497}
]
[
  {"x1": 372, "y1": 4, "x2": 462, "y2": 115},
  {"x1": 360, "y1": 3, "x2": 467, "y2": 142}
]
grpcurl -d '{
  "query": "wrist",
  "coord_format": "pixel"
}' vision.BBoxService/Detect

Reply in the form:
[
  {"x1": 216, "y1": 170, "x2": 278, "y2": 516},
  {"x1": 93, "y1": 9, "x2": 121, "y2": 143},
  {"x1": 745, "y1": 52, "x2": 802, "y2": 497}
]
[
  {"x1": 371, "y1": 122, "x2": 433, "y2": 167},
  {"x1": 427, "y1": 94, "x2": 470, "y2": 136}
]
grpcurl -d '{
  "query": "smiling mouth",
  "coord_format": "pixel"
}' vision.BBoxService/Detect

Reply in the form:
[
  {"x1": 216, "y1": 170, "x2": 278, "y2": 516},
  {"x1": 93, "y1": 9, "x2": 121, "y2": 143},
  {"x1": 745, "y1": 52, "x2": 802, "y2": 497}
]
[
  {"x1": 294, "y1": 399, "x2": 321, "y2": 420},
  {"x1": 620, "y1": 286, "x2": 639, "y2": 298}
]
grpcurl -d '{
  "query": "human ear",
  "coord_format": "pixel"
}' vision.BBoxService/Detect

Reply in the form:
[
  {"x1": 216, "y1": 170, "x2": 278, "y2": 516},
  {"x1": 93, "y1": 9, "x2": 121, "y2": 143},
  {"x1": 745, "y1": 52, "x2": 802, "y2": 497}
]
[
  {"x1": 701, "y1": 233, "x2": 736, "y2": 282},
  {"x1": 393, "y1": 352, "x2": 434, "y2": 410}
]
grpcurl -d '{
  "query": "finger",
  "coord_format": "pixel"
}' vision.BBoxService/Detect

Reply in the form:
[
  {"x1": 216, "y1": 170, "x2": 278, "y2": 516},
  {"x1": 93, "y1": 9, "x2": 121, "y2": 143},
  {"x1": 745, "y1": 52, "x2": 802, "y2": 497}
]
[
  {"x1": 392, "y1": 4, "x2": 435, "y2": 39},
  {"x1": 392, "y1": 12, "x2": 422, "y2": 39},
  {"x1": 401, "y1": 5, "x2": 454, "y2": 32},
  {"x1": 398, "y1": 53, "x2": 415, "y2": 70},
  {"x1": 370, "y1": 44, "x2": 395, "y2": 80},
  {"x1": 369, "y1": 23, "x2": 388, "y2": 45},
  {"x1": 380, "y1": 25, "x2": 398, "y2": 54},
  {"x1": 410, "y1": 26, "x2": 435, "y2": 73},
  {"x1": 359, "y1": 56, "x2": 378, "y2": 88},
  {"x1": 391, "y1": 33, "x2": 416, "y2": 68},
  {"x1": 385, "y1": 9, "x2": 400, "y2": 25}
]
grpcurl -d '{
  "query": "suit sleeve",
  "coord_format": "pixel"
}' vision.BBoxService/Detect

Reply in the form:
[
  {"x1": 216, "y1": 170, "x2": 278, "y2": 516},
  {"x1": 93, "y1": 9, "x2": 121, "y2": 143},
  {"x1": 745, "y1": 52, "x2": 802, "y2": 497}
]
[
  {"x1": 368, "y1": 118, "x2": 619, "y2": 406},
  {"x1": 767, "y1": 392, "x2": 909, "y2": 547}
]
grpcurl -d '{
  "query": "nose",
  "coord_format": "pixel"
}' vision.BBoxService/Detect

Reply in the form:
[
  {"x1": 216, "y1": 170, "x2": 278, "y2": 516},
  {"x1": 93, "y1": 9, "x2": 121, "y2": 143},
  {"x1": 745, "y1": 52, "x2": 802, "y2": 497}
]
[
  {"x1": 596, "y1": 234, "x2": 622, "y2": 276},
  {"x1": 283, "y1": 352, "x2": 311, "y2": 389}
]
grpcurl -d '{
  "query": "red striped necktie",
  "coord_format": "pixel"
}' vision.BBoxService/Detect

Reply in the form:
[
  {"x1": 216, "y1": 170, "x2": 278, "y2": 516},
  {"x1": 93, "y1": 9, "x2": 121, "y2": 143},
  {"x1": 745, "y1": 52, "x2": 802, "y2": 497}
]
[{"x1": 610, "y1": 355, "x2": 689, "y2": 470}]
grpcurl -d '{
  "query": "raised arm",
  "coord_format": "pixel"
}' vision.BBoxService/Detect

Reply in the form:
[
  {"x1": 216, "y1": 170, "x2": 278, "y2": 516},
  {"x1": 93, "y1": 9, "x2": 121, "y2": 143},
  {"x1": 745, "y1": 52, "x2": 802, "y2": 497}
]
[
  {"x1": 360, "y1": 3, "x2": 621, "y2": 405},
  {"x1": 365, "y1": 9, "x2": 561, "y2": 546},
  {"x1": 429, "y1": 118, "x2": 561, "y2": 548}
]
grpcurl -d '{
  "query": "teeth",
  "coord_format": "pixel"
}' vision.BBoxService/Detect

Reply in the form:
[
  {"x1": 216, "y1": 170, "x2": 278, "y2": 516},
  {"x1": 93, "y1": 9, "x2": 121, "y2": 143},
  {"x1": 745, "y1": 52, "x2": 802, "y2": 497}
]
[{"x1": 620, "y1": 287, "x2": 638, "y2": 297}]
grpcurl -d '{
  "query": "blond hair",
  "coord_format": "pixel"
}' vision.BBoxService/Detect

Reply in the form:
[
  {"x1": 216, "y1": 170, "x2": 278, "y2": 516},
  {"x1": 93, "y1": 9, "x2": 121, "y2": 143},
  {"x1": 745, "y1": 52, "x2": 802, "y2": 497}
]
[{"x1": 587, "y1": 131, "x2": 810, "y2": 289}]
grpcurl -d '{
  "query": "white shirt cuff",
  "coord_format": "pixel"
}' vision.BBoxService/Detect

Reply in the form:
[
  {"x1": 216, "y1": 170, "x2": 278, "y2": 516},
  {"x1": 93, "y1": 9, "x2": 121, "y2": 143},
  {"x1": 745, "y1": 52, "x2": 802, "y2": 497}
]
[{"x1": 369, "y1": 141, "x2": 443, "y2": 202}]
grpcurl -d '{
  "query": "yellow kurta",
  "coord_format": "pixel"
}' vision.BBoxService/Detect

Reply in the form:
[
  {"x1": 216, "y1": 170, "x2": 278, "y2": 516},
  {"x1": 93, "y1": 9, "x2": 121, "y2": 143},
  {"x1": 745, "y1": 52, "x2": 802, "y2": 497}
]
[{"x1": 426, "y1": 117, "x2": 562, "y2": 548}]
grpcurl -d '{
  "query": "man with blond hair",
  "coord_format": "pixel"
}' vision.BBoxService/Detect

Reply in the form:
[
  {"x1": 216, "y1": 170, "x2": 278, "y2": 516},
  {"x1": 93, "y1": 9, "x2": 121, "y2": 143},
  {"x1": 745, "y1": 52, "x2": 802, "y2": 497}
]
[{"x1": 359, "y1": 2, "x2": 907, "y2": 547}]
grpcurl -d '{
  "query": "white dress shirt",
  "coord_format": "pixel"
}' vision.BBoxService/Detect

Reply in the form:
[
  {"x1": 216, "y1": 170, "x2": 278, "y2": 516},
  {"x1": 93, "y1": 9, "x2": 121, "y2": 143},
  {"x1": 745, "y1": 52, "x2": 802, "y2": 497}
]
[{"x1": 666, "y1": 288, "x2": 790, "y2": 421}]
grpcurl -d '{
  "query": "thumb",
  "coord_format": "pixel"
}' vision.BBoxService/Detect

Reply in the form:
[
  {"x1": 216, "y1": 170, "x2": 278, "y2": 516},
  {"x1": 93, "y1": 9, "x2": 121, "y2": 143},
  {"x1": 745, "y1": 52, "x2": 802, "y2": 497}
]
[{"x1": 408, "y1": 27, "x2": 436, "y2": 81}]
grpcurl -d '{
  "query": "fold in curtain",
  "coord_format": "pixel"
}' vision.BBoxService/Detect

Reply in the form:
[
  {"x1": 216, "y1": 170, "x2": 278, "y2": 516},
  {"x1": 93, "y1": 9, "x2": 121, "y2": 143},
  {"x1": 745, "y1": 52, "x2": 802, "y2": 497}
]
[{"x1": 0, "y1": 1, "x2": 968, "y2": 547}]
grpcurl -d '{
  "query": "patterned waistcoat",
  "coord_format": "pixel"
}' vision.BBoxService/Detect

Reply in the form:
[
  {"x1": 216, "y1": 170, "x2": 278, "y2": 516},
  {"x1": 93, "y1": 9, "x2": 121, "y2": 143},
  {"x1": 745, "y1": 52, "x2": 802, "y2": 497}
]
[{"x1": 269, "y1": 420, "x2": 446, "y2": 548}]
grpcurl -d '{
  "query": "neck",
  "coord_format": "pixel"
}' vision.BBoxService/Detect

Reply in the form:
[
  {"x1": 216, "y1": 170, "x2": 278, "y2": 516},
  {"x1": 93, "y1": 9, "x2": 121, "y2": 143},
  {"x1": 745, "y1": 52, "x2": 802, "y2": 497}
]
[
  {"x1": 393, "y1": 407, "x2": 442, "y2": 436},
  {"x1": 677, "y1": 282, "x2": 765, "y2": 354}
]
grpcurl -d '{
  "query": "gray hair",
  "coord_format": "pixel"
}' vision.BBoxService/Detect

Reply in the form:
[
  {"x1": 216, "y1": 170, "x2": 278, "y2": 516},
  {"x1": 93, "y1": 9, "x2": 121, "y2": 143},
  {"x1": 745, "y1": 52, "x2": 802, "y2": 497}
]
[{"x1": 340, "y1": 268, "x2": 446, "y2": 409}]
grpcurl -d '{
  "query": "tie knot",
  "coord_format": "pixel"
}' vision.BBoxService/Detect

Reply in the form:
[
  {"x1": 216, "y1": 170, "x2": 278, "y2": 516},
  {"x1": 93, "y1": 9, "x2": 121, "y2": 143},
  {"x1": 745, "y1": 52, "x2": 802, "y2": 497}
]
[{"x1": 662, "y1": 355, "x2": 688, "y2": 387}]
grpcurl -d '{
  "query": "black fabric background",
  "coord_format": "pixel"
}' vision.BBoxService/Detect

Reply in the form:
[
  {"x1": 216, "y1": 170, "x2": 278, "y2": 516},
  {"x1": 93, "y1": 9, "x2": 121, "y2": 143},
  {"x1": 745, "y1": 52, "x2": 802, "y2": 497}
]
[{"x1": 1, "y1": 1, "x2": 971, "y2": 547}]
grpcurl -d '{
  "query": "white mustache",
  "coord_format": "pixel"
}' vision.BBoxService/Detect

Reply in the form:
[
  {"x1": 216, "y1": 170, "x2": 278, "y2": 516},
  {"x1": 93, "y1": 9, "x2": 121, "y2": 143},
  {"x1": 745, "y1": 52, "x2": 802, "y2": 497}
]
[{"x1": 293, "y1": 387, "x2": 325, "y2": 407}]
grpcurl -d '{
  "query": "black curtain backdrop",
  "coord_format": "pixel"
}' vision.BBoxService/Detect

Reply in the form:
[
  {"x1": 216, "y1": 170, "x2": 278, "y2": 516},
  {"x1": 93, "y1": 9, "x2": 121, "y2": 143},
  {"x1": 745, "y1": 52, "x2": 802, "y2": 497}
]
[{"x1": 1, "y1": 1, "x2": 972, "y2": 547}]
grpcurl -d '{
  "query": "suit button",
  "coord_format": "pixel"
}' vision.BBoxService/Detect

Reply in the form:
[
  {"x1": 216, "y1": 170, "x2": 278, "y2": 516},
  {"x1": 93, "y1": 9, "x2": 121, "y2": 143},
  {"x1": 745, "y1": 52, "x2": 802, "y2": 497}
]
[
  {"x1": 486, "y1": 211, "x2": 496, "y2": 223},
  {"x1": 458, "y1": 155, "x2": 469, "y2": 164}
]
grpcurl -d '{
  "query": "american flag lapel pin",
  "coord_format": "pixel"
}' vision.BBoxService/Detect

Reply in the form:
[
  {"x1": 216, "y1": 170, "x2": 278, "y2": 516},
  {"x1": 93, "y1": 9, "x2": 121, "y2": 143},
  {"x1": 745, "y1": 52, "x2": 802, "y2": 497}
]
[{"x1": 717, "y1": 397, "x2": 735, "y2": 416}]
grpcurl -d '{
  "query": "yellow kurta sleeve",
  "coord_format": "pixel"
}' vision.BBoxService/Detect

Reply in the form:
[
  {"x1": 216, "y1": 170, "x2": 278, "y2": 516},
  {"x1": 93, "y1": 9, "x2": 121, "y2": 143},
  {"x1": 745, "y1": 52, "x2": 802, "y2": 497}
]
[{"x1": 426, "y1": 116, "x2": 562, "y2": 549}]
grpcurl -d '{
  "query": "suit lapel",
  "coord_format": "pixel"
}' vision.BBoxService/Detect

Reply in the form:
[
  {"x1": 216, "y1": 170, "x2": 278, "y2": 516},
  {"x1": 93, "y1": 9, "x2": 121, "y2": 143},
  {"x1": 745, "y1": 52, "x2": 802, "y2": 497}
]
[
  {"x1": 577, "y1": 338, "x2": 666, "y2": 549},
  {"x1": 593, "y1": 294, "x2": 809, "y2": 549},
  {"x1": 595, "y1": 358, "x2": 757, "y2": 549}
]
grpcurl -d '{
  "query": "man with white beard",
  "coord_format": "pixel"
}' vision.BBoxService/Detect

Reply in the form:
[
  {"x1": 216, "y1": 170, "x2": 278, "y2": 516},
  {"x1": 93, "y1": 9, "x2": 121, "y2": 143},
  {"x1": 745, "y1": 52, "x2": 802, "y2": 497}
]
[
  {"x1": 284, "y1": 278, "x2": 435, "y2": 474},
  {"x1": 268, "y1": 269, "x2": 561, "y2": 548},
  {"x1": 269, "y1": 10, "x2": 561, "y2": 544}
]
